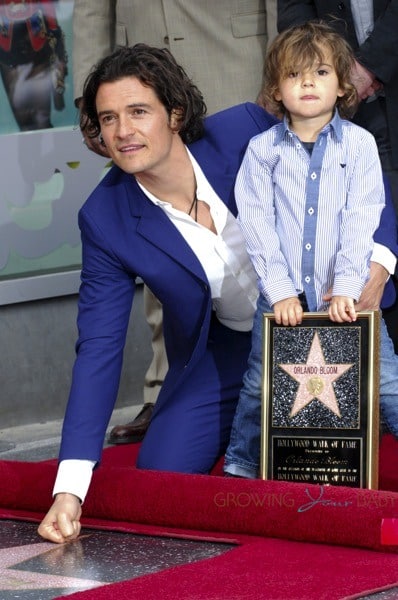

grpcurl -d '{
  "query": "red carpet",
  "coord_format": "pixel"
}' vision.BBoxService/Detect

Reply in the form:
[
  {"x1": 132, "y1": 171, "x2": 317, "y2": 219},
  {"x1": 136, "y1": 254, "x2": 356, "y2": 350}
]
[{"x1": 1, "y1": 435, "x2": 398, "y2": 598}]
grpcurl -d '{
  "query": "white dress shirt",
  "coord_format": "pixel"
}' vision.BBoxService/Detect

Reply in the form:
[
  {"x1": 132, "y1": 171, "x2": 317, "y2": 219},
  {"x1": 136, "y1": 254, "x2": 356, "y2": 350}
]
[
  {"x1": 138, "y1": 149, "x2": 259, "y2": 331},
  {"x1": 350, "y1": 0, "x2": 374, "y2": 45}
]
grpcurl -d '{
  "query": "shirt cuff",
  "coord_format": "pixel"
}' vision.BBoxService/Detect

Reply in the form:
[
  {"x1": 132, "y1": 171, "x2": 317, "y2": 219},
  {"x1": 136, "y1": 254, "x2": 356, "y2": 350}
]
[
  {"x1": 53, "y1": 459, "x2": 96, "y2": 504},
  {"x1": 372, "y1": 242, "x2": 397, "y2": 276}
]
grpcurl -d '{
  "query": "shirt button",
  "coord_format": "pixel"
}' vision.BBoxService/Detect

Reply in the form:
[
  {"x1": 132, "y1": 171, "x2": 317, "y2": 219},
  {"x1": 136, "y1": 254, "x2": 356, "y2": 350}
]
[
  {"x1": 305, "y1": 276, "x2": 311, "y2": 283},
  {"x1": 311, "y1": 172, "x2": 317, "y2": 180},
  {"x1": 308, "y1": 207, "x2": 314, "y2": 215},
  {"x1": 305, "y1": 243, "x2": 311, "y2": 251}
]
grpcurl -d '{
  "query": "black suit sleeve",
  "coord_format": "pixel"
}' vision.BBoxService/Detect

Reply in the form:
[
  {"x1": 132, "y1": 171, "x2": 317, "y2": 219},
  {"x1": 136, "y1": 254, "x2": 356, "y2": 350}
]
[
  {"x1": 357, "y1": 2, "x2": 398, "y2": 84},
  {"x1": 277, "y1": 0, "x2": 318, "y2": 32}
]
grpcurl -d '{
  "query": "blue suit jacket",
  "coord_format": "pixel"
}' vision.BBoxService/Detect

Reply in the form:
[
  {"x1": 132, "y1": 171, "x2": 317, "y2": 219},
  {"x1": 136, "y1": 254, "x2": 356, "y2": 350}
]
[{"x1": 60, "y1": 102, "x2": 397, "y2": 462}]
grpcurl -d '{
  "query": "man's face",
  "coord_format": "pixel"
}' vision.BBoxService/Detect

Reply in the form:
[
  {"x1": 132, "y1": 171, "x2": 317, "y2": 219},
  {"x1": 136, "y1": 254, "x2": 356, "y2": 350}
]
[{"x1": 96, "y1": 76, "x2": 179, "y2": 176}]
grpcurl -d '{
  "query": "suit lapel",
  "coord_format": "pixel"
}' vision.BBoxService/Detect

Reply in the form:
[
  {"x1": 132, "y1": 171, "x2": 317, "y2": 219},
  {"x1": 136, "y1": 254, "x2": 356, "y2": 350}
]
[
  {"x1": 189, "y1": 143, "x2": 238, "y2": 215},
  {"x1": 125, "y1": 176, "x2": 208, "y2": 283}
]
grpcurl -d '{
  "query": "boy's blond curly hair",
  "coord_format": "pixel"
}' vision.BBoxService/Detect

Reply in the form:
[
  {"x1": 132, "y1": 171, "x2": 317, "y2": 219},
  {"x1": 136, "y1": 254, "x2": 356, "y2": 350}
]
[{"x1": 258, "y1": 20, "x2": 358, "y2": 120}]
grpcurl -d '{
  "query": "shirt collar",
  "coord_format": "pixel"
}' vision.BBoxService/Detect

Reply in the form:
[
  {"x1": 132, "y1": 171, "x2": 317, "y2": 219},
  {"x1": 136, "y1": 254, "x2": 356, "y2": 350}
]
[
  {"x1": 274, "y1": 110, "x2": 344, "y2": 145},
  {"x1": 136, "y1": 147, "x2": 200, "y2": 207},
  {"x1": 135, "y1": 147, "x2": 228, "y2": 224}
]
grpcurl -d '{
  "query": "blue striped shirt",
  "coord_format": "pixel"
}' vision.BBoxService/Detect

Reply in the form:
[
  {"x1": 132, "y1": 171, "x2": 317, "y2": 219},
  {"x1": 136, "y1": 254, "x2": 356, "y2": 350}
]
[{"x1": 235, "y1": 112, "x2": 385, "y2": 311}]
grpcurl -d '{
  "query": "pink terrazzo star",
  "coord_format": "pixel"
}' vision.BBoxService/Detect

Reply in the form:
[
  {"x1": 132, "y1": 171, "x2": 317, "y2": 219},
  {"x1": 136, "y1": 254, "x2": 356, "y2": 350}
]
[
  {"x1": 279, "y1": 331, "x2": 354, "y2": 418},
  {"x1": 0, "y1": 541, "x2": 106, "y2": 592}
]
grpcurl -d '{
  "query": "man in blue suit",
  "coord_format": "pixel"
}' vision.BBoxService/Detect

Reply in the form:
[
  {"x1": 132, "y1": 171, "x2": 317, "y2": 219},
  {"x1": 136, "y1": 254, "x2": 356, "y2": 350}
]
[{"x1": 38, "y1": 44, "x2": 398, "y2": 543}]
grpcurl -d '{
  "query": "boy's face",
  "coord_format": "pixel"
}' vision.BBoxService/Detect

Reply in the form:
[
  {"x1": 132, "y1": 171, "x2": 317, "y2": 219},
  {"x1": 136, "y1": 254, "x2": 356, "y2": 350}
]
[{"x1": 274, "y1": 50, "x2": 344, "y2": 126}]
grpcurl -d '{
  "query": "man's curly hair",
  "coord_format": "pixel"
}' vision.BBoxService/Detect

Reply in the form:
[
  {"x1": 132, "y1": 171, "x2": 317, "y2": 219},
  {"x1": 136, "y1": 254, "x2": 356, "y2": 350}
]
[{"x1": 80, "y1": 43, "x2": 207, "y2": 144}]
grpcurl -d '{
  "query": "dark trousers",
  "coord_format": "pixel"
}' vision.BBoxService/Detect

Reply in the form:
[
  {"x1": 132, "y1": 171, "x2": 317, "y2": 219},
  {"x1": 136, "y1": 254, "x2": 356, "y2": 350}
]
[{"x1": 137, "y1": 315, "x2": 252, "y2": 473}]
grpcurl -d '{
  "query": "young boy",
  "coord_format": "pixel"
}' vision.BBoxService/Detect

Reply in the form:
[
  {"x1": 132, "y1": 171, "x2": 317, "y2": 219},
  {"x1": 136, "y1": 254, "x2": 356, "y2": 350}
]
[{"x1": 224, "y1": 21, "x2": 390, "y2": 478}]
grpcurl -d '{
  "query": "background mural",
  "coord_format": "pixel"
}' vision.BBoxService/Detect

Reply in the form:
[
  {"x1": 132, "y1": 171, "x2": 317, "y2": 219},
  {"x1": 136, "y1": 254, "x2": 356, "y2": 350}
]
[
  {"x1": 0, "y1": 1, "x2": 107, "y2": 304},
  {"x1": 0, "y1": 0, "x2": 76, "y2": 133}
]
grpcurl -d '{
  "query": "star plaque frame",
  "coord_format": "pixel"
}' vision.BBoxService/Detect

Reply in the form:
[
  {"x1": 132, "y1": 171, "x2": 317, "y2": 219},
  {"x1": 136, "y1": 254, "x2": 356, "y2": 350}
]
[{"x1": 260, "y1": 311, "x2": 380, "y2": 489}]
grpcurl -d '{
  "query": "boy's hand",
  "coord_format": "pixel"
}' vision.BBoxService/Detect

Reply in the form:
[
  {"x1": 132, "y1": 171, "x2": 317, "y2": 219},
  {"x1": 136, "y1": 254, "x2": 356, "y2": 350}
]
[
  {"x1": 328, "y1": 296, "x2": 357, "y2": 322},
  {"x1": 323, "y1": 262, "x2": 388, "y2": 311},
  {"x1": 273, "y1": 297, "x2": 303, "y2": 326}
]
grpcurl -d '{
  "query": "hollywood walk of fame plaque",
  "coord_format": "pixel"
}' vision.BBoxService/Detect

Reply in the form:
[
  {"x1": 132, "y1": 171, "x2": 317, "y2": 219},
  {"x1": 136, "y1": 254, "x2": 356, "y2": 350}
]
[{"x1": 260, "y1": 311, "x2": 380, "y2": 489}]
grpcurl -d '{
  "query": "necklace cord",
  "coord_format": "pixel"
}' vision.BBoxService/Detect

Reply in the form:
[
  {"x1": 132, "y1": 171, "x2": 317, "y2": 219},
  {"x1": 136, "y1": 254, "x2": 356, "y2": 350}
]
[{"x1": 188, "y1": 193, "x2": 198, "y2": 222}]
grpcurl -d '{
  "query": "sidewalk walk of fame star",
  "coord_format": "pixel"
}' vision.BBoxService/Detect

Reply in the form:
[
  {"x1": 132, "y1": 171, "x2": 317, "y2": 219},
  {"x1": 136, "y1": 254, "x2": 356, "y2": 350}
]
[
  {"x1": 0, "y1": 541, "x2": 106, "y2": 593},
  {"x1": 279, "y1": 331, "x2": 354, "y2": 419}
]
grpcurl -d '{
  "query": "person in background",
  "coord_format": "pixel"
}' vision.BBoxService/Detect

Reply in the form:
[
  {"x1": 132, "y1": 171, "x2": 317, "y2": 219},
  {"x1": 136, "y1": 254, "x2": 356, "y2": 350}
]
[
  {"x1": 277, "y1": 0, "x2": 398, "y2": 351},
  {"x1": 72, "y1": 0, "x2": 278, "y2": 445},
  {"x1": 224, "y1": 21, "x2": 398, "y2": 478}
]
